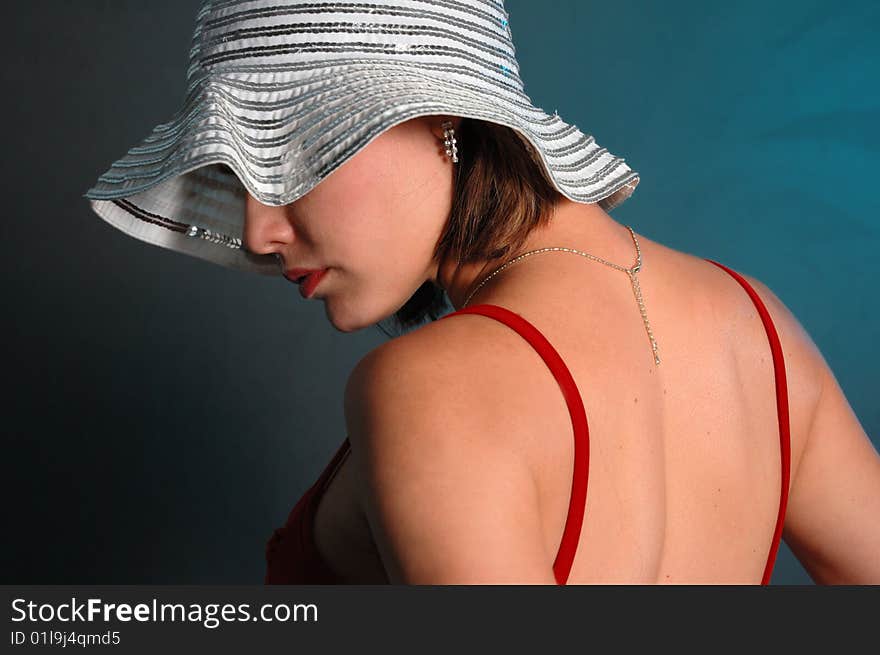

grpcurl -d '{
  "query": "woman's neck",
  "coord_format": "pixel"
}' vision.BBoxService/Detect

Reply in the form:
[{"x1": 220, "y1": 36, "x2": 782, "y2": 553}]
[{"x1": 432, "y1": 199, "x2": 637, "y2": 312}]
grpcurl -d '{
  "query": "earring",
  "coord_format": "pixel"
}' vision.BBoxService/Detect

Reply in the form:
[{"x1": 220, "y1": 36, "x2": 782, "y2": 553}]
[{"x1": 441, "y1": 120, "x2": 458, "y2": 163}]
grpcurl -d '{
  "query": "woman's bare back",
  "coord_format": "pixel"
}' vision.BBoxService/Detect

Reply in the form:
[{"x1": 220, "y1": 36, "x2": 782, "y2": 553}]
[{"x1": 312, "y1": 226, "x2": 876, "y2": 584}]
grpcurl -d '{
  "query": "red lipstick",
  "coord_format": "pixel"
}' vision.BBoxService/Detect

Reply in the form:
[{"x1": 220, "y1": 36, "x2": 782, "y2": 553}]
[
  {"x1": 284, "y1": 267, "x2": 323, "y2": 283},
  {"x1": 284, "y1": 268, "x2": 328, "y2": 298}
]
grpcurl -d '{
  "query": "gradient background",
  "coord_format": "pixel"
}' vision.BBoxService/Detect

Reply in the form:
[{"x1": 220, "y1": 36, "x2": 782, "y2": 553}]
[{"x1": 3, "y1": 0, "x2": 877, "y2": 584}]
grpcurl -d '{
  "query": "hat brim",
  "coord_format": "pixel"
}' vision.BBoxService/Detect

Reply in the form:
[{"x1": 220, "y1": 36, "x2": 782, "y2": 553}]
[{"x1": 85, "y1": 60, "x2": 639, "y2": 276}]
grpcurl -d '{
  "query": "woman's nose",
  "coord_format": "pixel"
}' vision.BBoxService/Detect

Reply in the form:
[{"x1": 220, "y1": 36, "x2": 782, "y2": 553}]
[{"x1": 242, "y1": 194, "x2": 295, "y2": 256}]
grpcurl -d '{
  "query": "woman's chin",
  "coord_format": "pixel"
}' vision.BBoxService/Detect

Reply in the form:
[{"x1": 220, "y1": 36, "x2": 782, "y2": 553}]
[
  {"x1": 323, "y1": 301, "x2": 370, "y2": 334},
  {"x1": 323, "y1": 298, "x2": 400, "y2": 334}
]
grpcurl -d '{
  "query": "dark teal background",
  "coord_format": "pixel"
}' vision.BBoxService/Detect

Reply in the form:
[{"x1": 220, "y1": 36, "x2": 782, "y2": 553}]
[{"x1": 2, "y1": 1, "x2": 876, "y2": 584}]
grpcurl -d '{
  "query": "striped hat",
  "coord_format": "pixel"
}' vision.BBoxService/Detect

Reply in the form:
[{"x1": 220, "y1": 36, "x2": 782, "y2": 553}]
[{"x1": 83, "y1": 0, "x2": 640, "y2": 276}]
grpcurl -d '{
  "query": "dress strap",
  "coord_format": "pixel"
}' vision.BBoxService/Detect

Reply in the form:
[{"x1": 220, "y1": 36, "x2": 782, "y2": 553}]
[
  {"x1": 704, "y1": 259, "x2": 792, "y2": 584},
  {"x1": 440, "y1": 303, "x2": 590, "y2": 585},
  {"x1": 317, "y1": 437, "x2": 351, "y2": 495}
]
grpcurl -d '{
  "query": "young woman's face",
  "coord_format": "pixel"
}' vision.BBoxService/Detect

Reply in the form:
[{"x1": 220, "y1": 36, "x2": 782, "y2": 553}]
[{"x1": 243, "y1": 115, "x2": 459, "y2": 332}]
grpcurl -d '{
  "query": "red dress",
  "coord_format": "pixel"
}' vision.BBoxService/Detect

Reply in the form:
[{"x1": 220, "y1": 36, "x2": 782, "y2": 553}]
[{"x1": 265, "y1": 259, "x2": 791, "y2": 585}]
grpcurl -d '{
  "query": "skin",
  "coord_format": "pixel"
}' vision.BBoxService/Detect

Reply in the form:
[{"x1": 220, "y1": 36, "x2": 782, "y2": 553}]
[{"x1": 246, "y1": 115, "x2": 880, "y2": 584}]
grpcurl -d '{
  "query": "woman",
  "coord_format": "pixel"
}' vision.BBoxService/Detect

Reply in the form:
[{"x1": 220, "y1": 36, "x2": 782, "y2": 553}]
[{"x1": 85, "y1": 0, "x2": 880, "y2": 584}]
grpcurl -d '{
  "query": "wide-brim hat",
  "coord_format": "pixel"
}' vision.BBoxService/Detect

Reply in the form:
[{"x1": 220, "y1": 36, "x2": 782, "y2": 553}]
[{"x1": 84, "y1": 0, "x2": 640, "y2": 277}]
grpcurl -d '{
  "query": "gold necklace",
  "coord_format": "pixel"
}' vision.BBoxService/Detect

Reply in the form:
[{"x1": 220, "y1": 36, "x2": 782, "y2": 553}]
[{"x1": 461, "y1": 224, "x2": 660, "y2": 367}]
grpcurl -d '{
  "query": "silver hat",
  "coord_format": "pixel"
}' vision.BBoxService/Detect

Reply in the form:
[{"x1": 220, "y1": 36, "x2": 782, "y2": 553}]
[{"x1": 83, "y1": 0, "x2": 640, "y2": 276}]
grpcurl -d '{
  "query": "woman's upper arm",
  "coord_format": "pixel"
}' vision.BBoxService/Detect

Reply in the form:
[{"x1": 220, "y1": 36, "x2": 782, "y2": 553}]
[
  {"x1": 743, "y1": 274, "x2": 880, "y2": 584},
  {"x1": 343, "y1": 340, "x2": 558, "y2": 585},
  {"x1": 783, "y1": 354, "x2": 880, "y2": 583}
]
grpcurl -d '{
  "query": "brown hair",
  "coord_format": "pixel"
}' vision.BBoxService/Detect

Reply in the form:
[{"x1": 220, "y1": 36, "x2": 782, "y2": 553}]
[{"x1": 377, "y1": 117, "x2": 566, "y2": 337}]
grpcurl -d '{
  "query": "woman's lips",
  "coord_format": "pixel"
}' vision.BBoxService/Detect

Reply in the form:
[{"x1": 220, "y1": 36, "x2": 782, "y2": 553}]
[
  {"x1": 284, "y1": 267, "x2": 322, "y2": 283},
  {"x1": 297, "y1": 269, "x2": 328, "y2": 298}
]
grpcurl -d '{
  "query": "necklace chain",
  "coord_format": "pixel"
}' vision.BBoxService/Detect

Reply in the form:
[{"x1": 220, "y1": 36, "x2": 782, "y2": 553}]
[{"x1": 461, "y1": 224, "x2": 661, "y2": 367}]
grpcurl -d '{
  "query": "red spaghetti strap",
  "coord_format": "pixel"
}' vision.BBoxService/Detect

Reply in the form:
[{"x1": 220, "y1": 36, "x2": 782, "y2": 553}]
[
  {"x1": 704, "y1": 259, "x2": 792, "y2": 585},
  {"x1": 440, "y1": 304, "x2": 590, "y2": 585}
]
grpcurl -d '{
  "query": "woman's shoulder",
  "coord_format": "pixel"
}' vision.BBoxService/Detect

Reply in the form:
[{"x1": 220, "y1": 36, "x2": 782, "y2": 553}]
[
  {"x1": 344, "y1": 313, "x2": 512, "y2": 414},
  {"x1": 345, "y1": 315, "x2": 542, "y2": 441},
  {"x1": 647, "y1": 236, "x2": 825, "y2": 393},
  {"x1": 704, "y1": 257, "x2": 825, "y2": 409}
]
